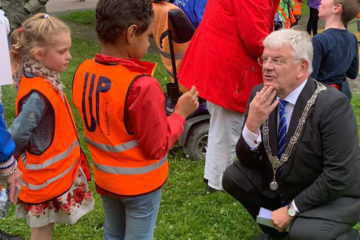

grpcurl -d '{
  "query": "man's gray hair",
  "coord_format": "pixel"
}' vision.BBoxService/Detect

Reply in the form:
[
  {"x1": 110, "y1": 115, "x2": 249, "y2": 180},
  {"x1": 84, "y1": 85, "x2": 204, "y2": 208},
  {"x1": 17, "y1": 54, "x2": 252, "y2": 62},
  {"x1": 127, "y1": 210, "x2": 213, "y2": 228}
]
[{"x1": 263, "y1": 29, "x2": 313, "y2": 74}]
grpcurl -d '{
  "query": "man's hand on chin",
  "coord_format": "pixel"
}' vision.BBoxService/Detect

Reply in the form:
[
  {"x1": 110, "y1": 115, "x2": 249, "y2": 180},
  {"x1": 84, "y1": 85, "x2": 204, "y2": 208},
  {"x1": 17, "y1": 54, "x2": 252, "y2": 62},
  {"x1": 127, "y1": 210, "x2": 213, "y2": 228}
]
[
  {"x1": 272, "y1": 206, "x2": 294, "y2": 232},
  {"x1": 246, "y1": 86, "x2": 278, "y2": 133}
]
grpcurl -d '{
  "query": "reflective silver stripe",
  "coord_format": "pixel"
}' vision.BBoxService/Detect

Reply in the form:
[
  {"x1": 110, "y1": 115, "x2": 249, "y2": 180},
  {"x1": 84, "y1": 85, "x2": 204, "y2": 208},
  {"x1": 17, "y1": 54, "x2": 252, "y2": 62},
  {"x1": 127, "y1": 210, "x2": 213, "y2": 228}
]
[
  {"x1": 160, "y1": 50, "x2": 184, "y2": 60},
  {"x1": 23, "y1": 159, "x2": 79, "y2": 191},
  {"x1": 86, "y1": 138, "x2": 138, "y2": 153},
  {"x1": 23, "y1": 141, "x2": 79, "y2": 170},
  {"x1": 94, "y1": 155, "x2": 167, "y2": 175}
]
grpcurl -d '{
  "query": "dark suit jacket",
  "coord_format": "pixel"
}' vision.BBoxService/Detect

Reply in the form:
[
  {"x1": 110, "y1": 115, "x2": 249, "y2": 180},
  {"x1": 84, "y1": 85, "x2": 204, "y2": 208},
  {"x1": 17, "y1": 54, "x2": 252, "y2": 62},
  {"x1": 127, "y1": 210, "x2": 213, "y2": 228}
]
[{"x1": 235, "y1": 78, "x2": 360, "y2": 224}]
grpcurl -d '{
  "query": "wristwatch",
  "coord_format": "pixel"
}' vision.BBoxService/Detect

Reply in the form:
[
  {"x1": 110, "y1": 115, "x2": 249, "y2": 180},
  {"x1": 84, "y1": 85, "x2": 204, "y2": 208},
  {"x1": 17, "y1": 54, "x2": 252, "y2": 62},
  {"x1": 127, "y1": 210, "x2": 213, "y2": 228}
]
[{"x1": 287, "y1": 203, "x2": 297, "y2": 217}]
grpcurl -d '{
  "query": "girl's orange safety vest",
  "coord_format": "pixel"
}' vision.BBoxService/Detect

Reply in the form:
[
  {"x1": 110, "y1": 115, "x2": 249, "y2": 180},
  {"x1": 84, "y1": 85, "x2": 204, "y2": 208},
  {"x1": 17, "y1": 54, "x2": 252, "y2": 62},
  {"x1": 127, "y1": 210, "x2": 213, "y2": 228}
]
[
  {"x1": 152, "y1": 1, "x2": 189, "y2": 92},
  {"x1": 16, "y1": 76, "x2": 81, "y2": 204},
  {"x1": 72, "y1": 59, "x2": 168, "y2": 196}
]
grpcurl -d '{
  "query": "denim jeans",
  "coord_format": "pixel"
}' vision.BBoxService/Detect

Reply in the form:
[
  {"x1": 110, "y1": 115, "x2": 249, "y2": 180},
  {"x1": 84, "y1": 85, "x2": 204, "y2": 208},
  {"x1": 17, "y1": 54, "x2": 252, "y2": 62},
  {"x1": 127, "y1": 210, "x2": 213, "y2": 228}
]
[{"x1": 101, "y1": 188, "x2": 162, "y2": 240}]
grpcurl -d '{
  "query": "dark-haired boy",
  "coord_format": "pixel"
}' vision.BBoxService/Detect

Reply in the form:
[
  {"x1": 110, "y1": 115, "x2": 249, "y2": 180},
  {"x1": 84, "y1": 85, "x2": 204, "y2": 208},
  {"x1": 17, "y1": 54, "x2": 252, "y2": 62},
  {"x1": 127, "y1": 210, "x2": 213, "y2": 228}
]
[
  {"x1": 72, "y1": 0, "x2": 199, "y2": 239},
  {"x1": 311, "y1": 0, "x2": 360, "y2": 99}
]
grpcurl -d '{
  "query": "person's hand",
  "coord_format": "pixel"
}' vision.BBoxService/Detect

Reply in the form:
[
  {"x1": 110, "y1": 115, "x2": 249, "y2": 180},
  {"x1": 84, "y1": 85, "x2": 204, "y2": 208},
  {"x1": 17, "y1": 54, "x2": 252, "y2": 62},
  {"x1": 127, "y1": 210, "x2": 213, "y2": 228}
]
[
  {"x1": 245, "y1": 86, "x2": 278, "y2": 134},
  {"x1": 272, "y1": 206, "x2": 294, "y2": 232},
  {"x1": 7, "y1": 168, "x2": 22, "y2": 203},
  {"x1": 174, "y1": 86, "x2": 199, "y2": 119}
]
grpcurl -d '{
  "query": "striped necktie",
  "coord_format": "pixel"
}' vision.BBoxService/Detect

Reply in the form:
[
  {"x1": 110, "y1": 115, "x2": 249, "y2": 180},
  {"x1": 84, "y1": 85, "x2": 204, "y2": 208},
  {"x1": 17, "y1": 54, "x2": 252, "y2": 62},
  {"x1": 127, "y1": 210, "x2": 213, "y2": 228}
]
[{"x1": 278, "y1": 99, "x2": 288, "y2": 158}]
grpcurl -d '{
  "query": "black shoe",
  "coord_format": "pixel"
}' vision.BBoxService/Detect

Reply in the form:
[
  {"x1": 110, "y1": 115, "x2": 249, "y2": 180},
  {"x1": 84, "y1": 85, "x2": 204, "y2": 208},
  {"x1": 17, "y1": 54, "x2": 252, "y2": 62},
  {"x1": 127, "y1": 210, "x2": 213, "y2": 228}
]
[
  {"x1": 207, "y1": 185, "x2": 218, "y2": 193},
  {"x1": 204, "y1": 178, "x2": 223, "y2": 193},
  {"x1": 0, "y1": 230, "x2": 24, "y2": 240},
  {"x1": 255, "y1": 233, "x2": 270, "y2": 240}
]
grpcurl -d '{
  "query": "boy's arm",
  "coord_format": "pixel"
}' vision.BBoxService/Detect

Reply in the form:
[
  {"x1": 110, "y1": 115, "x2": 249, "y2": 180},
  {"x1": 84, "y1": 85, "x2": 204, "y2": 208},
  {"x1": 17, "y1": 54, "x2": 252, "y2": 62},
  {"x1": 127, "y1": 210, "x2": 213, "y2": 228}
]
[
  {"x1": 126, "y1": 76, "x2": 185, "y2": 160},
  {"x1": 346, "y1": 55, "x2": 359, "y2": 79},
  {"x1": 0, "y1": 103, "x2": 22, "y2": 203},
  {"x1": 0, "y1": 104, "x2": 15, "y2": 166},
  {"x1": 310, "y1": 36, "x2": 323, "y2": 79},
  {"x1": 346, "y1": 39, "x2": 359, "y2": 79}
]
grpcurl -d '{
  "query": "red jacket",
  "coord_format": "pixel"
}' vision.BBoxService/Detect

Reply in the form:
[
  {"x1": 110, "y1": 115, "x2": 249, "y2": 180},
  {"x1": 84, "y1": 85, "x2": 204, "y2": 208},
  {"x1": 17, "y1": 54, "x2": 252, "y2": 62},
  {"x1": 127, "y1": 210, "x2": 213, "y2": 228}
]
[{"x1": 178, "y1": 0, "x2": 280, "y2": 113}]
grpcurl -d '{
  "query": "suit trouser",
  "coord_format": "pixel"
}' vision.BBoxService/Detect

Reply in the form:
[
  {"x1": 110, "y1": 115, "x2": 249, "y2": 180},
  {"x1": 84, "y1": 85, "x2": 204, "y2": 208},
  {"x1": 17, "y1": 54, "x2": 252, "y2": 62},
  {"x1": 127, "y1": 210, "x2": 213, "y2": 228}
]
[
  {"x1": 204, "y1": 101, "x2": 244, "y2": 190},
  {"x1": 222, "y1": 163, "x2": 359, "y2": 240}
]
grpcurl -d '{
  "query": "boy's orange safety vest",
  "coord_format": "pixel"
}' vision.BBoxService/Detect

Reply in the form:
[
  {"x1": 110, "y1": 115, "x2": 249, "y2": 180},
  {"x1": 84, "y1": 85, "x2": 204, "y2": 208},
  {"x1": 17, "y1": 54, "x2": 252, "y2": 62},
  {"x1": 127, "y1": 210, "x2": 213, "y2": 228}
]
[
  {"x1": 72, "y1": 59, "x2": 168, "y2": 196},
  {"x1": 16, "y1": 76, "x2": 81, "y2": 204},
  {"x1": 152, "y1": 1, "x2": 189, "y2": 92}
]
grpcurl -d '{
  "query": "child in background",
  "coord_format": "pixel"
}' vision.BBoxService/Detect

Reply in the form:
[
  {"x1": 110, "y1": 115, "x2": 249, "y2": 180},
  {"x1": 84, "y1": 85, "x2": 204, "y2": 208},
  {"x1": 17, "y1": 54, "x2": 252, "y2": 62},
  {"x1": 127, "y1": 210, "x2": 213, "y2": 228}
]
[
  {"x1": 9, "y1": 13, "x2": 94, "y2": 240},
  {"x1": 307, "y1": 0, "x2": 321, "y2": 35},
  {"x1": 0, "y1": 10, "x2": 24, "y2": 240},
  {"x1": 311, "y1": 0, "x2": 360, "y2": 99},
  {"x1": 72, "y1": 0, "x2": 198, "y2": 239},
  {"x1": 274, "y1": 12, "x2": 284, "y2": 30},
  {"x1": 293, "y1": 0, "x2": 303, "y2": 24},
  {"x1": 277, "y1": 0, "x2": 296, "y2": 29},
  {"x1": 173, "y1": 0, "x2": 207, "y2": 28}
]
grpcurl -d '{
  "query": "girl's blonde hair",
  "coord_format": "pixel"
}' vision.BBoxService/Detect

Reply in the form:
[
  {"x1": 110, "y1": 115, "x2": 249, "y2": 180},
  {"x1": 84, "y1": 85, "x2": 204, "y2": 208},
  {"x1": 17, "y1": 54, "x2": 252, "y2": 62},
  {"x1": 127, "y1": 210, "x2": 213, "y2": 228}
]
[{"x1": 10, "y1": 13, "x2": 70, "y2": 84}]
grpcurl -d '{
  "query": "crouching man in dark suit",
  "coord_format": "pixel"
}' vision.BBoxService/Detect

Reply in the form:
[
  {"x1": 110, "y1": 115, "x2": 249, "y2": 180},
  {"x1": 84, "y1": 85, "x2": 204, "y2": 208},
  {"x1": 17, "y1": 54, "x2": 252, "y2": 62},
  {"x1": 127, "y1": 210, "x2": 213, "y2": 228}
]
[{"x1": 223, "y1": 29, "x2": 360, "y2": 240}]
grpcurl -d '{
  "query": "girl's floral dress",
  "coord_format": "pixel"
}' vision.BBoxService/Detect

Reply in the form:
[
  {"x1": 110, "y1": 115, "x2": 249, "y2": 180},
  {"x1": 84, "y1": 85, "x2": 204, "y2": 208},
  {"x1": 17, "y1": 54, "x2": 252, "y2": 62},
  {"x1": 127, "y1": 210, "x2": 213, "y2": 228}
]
[
  {"x1": 16, "y1": 169, "x2": 94, "y2": 228},
  {"x1": 12, "y1": 60, "x2": 94, "y2": 228}
]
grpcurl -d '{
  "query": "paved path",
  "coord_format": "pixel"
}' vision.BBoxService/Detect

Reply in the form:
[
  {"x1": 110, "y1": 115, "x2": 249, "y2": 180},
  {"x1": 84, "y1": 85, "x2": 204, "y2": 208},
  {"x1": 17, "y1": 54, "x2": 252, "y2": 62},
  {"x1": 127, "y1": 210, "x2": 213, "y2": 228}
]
[{"x1": 46, "y1": 0, "x2": 97, "y2": 13}]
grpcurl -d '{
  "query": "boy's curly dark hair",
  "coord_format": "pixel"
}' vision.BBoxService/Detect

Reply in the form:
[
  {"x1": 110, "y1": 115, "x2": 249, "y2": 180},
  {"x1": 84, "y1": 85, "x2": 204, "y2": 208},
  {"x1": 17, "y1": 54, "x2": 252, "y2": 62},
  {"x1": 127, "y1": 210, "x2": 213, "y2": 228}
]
[{"x1": 96, "y1": 0, "x2": 154, "y2": 44}]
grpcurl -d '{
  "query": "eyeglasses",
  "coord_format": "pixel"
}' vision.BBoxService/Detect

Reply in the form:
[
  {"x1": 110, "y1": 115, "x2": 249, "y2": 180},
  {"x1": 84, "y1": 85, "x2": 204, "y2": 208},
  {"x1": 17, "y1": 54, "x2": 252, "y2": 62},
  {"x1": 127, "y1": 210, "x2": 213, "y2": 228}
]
[{"x1": 257, "y1": 56, "x2": 288, "y2": 66}]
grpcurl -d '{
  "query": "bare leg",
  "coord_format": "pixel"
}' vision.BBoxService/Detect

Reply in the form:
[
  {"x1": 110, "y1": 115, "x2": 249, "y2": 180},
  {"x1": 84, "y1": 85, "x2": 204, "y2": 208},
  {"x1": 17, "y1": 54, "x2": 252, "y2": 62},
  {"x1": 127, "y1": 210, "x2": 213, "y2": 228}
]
[{"x1": 31, "y1": 223, "x2": 54, "y2": 240}]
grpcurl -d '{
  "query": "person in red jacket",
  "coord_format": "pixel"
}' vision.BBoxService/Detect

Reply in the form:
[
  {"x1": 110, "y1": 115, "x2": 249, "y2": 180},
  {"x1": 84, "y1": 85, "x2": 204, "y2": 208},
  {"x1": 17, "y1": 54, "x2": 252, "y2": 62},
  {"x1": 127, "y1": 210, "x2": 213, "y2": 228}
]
[{"x1": 177, "y1": 0, "x2": 280, "y2": 191}]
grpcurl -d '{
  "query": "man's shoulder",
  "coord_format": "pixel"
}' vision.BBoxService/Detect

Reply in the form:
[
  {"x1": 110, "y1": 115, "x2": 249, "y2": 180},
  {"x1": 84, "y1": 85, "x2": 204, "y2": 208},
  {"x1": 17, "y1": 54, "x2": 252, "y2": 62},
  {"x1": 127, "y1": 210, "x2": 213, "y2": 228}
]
[
  {"x1": 248, "y1": 84, "x2": 264, "y2": 101},
  {"x1": 252, "y1": 84, "x2": 264, "y2": 93},
  {"x1": 311, "y1": 80, "x2": 350, "y2": 110},
  {"x1": 317, "y1": 80, "x2": 346, "y2": 97}
]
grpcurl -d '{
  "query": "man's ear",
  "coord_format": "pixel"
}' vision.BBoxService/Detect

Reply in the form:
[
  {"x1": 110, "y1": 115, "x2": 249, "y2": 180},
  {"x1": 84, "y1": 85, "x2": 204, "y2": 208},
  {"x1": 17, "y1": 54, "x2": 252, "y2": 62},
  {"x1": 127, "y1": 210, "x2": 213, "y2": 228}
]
[
  {"x1": 126, "y1": 24, "x2": 138, "y2": 44},
  {"x1": 297, "y1": 59, "x2": 309, "y2": 79},
  {"x1": 33, "y1": 48, "x2": 46, "y2": 62}
]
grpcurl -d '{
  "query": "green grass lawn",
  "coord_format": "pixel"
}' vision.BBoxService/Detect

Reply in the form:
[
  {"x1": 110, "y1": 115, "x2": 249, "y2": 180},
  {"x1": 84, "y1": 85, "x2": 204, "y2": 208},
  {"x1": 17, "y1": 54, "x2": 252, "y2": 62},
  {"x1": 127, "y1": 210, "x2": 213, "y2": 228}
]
[
  {"x1": 301, "y1": 0, "x2": 309, "y2": 16},
  {"x1": 1, "y1": 9, "x2": 360, "y2": 240}
]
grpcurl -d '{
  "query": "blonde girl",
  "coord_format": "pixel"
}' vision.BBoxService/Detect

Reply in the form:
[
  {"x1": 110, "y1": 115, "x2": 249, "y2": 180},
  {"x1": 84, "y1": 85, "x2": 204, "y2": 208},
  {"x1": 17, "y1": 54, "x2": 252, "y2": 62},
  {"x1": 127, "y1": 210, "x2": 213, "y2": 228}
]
[{"x1": 8, "y1": 13, "x2": 94, "y2": 240}]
